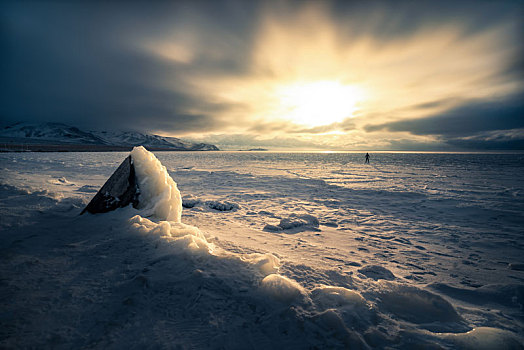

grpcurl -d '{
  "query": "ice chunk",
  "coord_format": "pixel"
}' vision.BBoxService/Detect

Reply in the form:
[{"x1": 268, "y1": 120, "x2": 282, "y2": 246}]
[
  {"x1": 129, "y1": 215, "x2": 280, "y2": 274},
  {"x1": 267, "y1": 214, "x2": 320, "y2": 232},
  {"x1": 58, "y1": 177, "x2": 68, "y2": 184},
  {"x1": 321, "y1": 221, "x2": 339, "y2": 228},
  {"x1": 312, "y1": 286, "x2": 367, "y2": 308},
  {"x1": 76, "y1": 185, "x2": 98, "y2": 193},
  {"x1": 242, "y1": 253, "x2": 280, "y2": 275},
  {"x1": 131, "y1": 146, "x2": 182, "y2": 222},
  {"x1": 129, "y1": 215, "x2": 213, "y2": 255},
  {"x1": 260, "y1": 274, "x2": 305, "y2": 303},
  {"x1": 206, "y1": 200, "x2": 239, "y2": 211},
  {"x1": 182, "y1": 194, "x2": 201, "y2": 208},
  {"x1": 263, "y1": 224, "x2": 283, "y2": 232},
  {"x1": 358, "y1": 265, "x2": 396, "y2": 280},
  {"x1": 279, "y1": 214, "x2": 319, "y2": 230}
]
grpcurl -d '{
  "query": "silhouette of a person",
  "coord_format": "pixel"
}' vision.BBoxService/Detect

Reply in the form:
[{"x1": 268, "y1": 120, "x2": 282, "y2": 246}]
[{"x1": 365, "y1": 152, "x2": 370, "y2": 164}]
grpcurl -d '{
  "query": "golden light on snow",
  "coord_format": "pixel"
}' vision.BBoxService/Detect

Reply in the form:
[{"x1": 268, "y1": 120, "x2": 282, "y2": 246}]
[{"x1": 275, "y1": 81, "x2": 365, "y2": 127}]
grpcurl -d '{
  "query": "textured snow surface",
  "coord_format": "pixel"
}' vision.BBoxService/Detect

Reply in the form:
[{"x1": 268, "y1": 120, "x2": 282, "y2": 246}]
[{"x1": 1, "y1": 150, "x2": 523, "y2": 349}]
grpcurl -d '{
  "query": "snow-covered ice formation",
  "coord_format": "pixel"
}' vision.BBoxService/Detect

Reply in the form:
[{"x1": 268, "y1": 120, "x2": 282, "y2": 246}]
[
  {"x1": 1, "y1": 150, "x2": 523, "y2": 348},
  {"x1": 130, "y1": 146, "x2": 183, "y2": 222}
]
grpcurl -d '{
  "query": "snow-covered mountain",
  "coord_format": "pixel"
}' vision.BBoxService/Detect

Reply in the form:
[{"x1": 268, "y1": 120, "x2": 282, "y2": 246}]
[
  {"x1": 91, "y1": 131, "x2": 217, "y2": 151},
  {"x1": 0, "y1": 122, "x2": 106, "y2": 144},
  {"x1": 0, "y1": 122, "x2": 219, "y2": 151}
]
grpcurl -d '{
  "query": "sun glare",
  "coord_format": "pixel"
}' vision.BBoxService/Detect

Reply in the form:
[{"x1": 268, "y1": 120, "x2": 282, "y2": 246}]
[{"x1": 276, "y1": 81, "x2": 365, "y2": 127}]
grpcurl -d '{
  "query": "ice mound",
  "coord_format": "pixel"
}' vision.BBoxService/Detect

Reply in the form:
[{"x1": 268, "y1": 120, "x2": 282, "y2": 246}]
[
  {"x1": 443, "y1": 327, "x2": 523, "y2": 350},
  {"x1": 48, "y1": 176, "x2": 74, "y2": 186},
  {"x1": 358, "y1": 265, "x2": 396, "y2": 280},
  {"x1": 263, "y1": 224, "x2": 283, "y2": 232},
  {"x1": 120, "y1": 147, "x2": 282, "y2": 277},
  {"x1": 428, "y1": 282, "x2": 524, "y2": 308},
  {"x1": 378, "y1": 283, "x2": 465, "y2": 331},
  {"x1": 206, "y1": 200, "x2": 239, "y2": 211},
  {"x1": 129, "y1": 215, "x2": 213, "y2": 255},
  {"x1": 242, "y1": 253, "x2": 280, "y2": 275},
  {"x1": 279, "y1": 214, "x2": 319, "y2": 230},
  {"x1": 76, "y1": 185, "x2": 98, "y2": 193},
  {"x1": 182, "y1": 194, "x2": 200, "y2": 208},
  {"x1": 129, "y1": 215, "x2": 281, "y2": 277},
  {"x1": 131, "y1": 146, "x2": 182, "y2": 222},
  {"x1": 310, "y1": 310, "x2": 369, "y2": 348},
  {"x1": 264, "y1": 214, "x2": 320, "y2": 232},
  {"x1": 56, "y1": 177, "x2": 71, "y2": 184},
  {"x1": 182, "y1": 195, "x2": 239, "y2": 212},
  {"x1": 260, "y1": 274, "x2": 306, "y2": 303},
  {"x1": 311, "y1": 286, "x2": 367, "y2": 308}
]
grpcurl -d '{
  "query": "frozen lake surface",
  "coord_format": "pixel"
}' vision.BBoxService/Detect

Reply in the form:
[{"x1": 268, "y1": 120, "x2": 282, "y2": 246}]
[{"x1": 1, "y1": 151, "x2": 523, "y2": 348}]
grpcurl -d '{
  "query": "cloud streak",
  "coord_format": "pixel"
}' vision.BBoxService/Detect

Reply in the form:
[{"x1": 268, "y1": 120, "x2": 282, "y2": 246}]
[{"x1": 364, "y1": 94, "x2": 524, "y2": 149}]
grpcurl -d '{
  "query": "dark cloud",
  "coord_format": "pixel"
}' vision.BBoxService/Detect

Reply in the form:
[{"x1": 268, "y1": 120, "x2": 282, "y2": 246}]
[
  {"x1": 445, "y1": 129, "x2": 524, "y2": 150},
  {"x1": 365, "y1": 95, "x2": 524, "y2": 149},
  {"x1": 447, "y1": 138, "x2": 524, "y2": 150},
  {"x1": 0, "y1": 0, "x2": 257, "y2": 133},
  {"x1": 330, "y1": 0, "x2": 523, "y2": 41},
  {"x1": 365, "y1": 95, "x2": 524, "y2": 136},
  {"x1": 383, "y1": 139, "x2": 451, "y2": 152}
]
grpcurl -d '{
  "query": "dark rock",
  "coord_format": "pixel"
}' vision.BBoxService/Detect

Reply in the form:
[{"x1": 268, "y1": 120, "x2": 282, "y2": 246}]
[{"x1": 81, "y1": 156, "x2": 139, "y2": 214}]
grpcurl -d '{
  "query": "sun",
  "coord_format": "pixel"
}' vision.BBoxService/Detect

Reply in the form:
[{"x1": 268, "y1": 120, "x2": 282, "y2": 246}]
[{"x1": 276, "y1": 81, "x2": 365, "y2": 127}]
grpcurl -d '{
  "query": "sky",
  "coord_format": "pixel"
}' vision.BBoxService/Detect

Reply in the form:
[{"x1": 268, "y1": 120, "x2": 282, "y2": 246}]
[{"x1": 1, "y1": 0, "x2": 523, "y2": 150}]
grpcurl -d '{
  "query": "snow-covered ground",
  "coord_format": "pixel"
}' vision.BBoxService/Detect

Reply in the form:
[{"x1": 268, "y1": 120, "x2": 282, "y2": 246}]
[{"x1": 1, "y1": 150, "x2": 523, "y2": 349}]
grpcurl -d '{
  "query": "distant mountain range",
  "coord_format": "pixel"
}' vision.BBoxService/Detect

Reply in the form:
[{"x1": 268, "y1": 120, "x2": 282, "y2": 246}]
[{"x1": 0, "y1": 122, "x2": 219, "y2": 151}]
